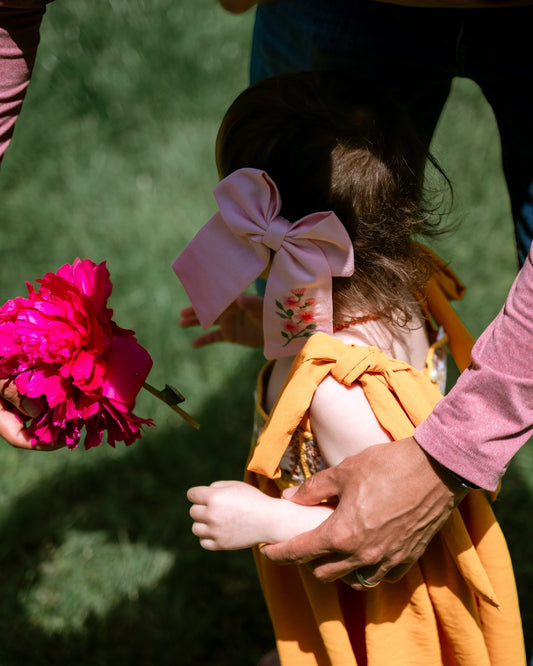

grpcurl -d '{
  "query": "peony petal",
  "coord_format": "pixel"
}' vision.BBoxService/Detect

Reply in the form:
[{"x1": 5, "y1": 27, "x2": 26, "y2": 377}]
[
  {"x1": 102, "y1": 335, "x2": 153, "y2": 407},
  {"x1": 1, "y1": 259, "x2": 154, "y2": 448}
]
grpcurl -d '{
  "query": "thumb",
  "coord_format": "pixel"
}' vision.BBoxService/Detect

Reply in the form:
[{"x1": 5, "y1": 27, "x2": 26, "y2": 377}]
[{"x1": 282, "y1": 467, "x2": 339, "y2": 506}]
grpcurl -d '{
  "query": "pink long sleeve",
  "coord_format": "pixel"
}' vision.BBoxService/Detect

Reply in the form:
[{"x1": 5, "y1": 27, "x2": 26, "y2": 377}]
[
  {"x1": 415, "y1": 246, "x2": 533, "y2": 491},
  {"x1": 0, "y1": 3, "x2": 51, "y2": 164}
]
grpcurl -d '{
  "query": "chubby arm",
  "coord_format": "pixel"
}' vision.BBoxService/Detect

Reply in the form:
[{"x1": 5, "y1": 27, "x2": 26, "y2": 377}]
[
  {"x1": 310, "y1": 376, "x2": 391, "y2": 467},
  {"x1": 188, "y1": 480, "x2": 333, "y2": 550},
  {"x1": 260, "y1": 438, "x2": 466, "y2": 588},
  {"x1": 259, "y1": 247, "x2": 533, "y2": 584},
  {"x1": 187, "y1": 367, "x2": 390, "y2": 552},
  {"x1": 259, "y1": 349, "x2": 468, "y2": 589}
]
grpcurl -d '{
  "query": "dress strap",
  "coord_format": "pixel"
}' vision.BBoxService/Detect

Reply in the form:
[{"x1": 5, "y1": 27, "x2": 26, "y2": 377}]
[{"x1": 247, "y1": 332, "x2": 443, "y2": 478}]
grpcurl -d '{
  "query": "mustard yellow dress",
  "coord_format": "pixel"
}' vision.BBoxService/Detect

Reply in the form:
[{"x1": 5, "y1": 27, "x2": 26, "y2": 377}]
[{"x1": 245, "y1": 254, "x2": 526, "y2": 666}]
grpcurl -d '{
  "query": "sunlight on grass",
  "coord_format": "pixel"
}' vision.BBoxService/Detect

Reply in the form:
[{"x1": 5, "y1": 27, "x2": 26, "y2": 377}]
[
  {"x1": 21, "y1": 529, "x2": 175, "y2": 632},
  {"x1": 429, "y1": 77, "x2": 516, "y2": 337},
  {"x1": 0, "y1": 2, "x2": 531, "y2": 663}
]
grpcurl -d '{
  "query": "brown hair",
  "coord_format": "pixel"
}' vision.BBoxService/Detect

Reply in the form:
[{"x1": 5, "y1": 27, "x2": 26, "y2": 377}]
[{"x1": 216, "y1": 71, "x2": 449, "y2": 327}]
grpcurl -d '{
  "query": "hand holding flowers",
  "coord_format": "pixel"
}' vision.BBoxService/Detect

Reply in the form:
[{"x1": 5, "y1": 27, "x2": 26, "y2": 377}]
[
  {"x1": 0, "y1": 377, "x2": 49, "y2": 449},
  {"x1": 0, "y1": 259, "x2": 191, "y2": 450}
]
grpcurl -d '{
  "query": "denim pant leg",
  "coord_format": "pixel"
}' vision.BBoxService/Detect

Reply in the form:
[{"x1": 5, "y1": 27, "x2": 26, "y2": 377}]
[
  {"x1": 465, "y1": 6, "x2": 533, "y2": 265},
  {"x1": 250, "y1": 0, "x2": 458, "y2": 146},
  {"x1": 251, "y1": 0, "x2": 533, "y2": 265}
]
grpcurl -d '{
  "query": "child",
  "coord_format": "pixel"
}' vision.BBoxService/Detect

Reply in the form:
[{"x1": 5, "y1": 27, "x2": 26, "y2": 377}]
[{"x1": 176, "y1": 72, "x2": 525, "y2": 665}]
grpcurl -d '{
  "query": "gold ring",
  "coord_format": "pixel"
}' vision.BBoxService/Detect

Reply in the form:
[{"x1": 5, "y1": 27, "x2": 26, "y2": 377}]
[{"x1": 355, "y1": 568, "x2": 381, "y2": 588}]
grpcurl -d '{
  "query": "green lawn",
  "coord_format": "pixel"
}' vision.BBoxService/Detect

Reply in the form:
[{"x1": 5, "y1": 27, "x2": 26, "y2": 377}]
[{"x1": 0, "y1": 2, "x2": 530, "y2": 664}]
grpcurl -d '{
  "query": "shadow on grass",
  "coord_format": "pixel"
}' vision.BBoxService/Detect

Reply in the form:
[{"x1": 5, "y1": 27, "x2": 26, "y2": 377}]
[
  {"x1": 0, "y1": 350, "x2": 531, "y2": 665},
  {"x1": 0, "y1": 352, "x2": 274, "y2": 666}
]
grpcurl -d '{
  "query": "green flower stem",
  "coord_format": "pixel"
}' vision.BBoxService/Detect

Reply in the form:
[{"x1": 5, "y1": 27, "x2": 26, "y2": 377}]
[{"x1": 143, "y1": 382, "x2": 199, "y2": 429}]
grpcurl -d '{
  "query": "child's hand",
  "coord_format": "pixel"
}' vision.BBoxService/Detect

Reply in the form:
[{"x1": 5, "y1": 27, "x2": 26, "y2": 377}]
[
  {"x1": 187, "y1": 480, "x2": 334, "y2": 550},
  {"x1": 187, "y1": 480, "x2": 275, "y2": 550},
  {"x1": 180, "y1": 294, "x2": 263, "y2": 348}
]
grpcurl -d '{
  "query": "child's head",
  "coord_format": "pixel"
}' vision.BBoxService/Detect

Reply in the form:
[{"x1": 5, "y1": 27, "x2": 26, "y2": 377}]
[{"x1": 216, "y1": 71, "x2": 447, "y2": 326}]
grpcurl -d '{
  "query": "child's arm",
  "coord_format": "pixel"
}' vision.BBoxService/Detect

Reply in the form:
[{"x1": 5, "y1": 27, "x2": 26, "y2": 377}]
[
  {"x1": 187, "y1": 377, "x2": 389, "y2": 551},
  {"x1": 180, "y1": 294, "x2": 263, "y2": 348},
  {"x1": 309, "y1": 377, "x2": 392, "y2": 467},
  {"x1": 188, "y1": 480, "x2": 333, "y2": 550}
]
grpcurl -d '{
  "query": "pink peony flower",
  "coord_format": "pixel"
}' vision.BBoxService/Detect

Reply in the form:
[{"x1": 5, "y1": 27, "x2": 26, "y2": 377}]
[{"x1": 0, "y1": 259, "x2": 154, "y2": 449}]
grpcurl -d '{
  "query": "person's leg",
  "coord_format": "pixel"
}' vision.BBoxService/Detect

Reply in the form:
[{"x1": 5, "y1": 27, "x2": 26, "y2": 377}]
[
  {"x1": 466, "y1": 6, "x2": 533, "y2": 266},
  {"x1": 0, "y1": 5, "x2": 47, "y2": 164},
  {"x1": 249, "y1": 0, "x2": 458, "y2": 298},
  {"x1": 250, "y1": 0, "x2": 460, "y2": 146}
]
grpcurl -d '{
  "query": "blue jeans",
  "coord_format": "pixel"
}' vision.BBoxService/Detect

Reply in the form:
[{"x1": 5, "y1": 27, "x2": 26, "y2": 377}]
[{"x1": 251, "y1": 0, "x2": 533, "y2": 266}]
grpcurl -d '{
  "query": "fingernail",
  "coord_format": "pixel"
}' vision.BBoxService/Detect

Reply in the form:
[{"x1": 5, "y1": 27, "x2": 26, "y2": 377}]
[{"x1": 282, "y1": 487, "x2": 298, "y2": 499}]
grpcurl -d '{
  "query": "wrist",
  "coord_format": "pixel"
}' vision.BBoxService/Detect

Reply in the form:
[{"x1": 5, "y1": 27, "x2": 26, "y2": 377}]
[{"x1": 420, "y1": 450, "x2": 474, "y2": 503}]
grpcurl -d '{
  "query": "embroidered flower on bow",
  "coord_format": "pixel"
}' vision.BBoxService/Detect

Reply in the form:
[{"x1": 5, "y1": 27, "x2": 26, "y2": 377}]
[
  {"x1": 275, "y1": 289, "x2": 317, "y2": 347},
  {"x1": 0, "y1": 259, "x2": 155, "y2": 449}
]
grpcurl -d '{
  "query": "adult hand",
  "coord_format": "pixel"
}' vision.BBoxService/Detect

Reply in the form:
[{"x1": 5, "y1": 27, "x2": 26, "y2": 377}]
[
  {"x1": 0, "y1": 378, "x2": 59, "y2": 450},
  {"x1": 181, "y1": 293, "x2": 263, "y2": 348},
  {"x1": 260, "y1": 437, "x2": 468, "y2": 590}
]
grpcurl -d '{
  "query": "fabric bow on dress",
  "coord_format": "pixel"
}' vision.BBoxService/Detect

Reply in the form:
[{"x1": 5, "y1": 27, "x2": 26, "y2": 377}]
[{"x1": 173, "y1": 168, "x2": 354, "y2": 359}]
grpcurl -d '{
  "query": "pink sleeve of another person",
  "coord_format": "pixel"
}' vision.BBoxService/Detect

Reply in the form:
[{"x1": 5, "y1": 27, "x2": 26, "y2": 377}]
[
  {"x1": 415, "y1": 247, "x2": 533, "y2": 491},
  {"x1": 0, "y1": 2, "x2": 52, "y2": 164}
]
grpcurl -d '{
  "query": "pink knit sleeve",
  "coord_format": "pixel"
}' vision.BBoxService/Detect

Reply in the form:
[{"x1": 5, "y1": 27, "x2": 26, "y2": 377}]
[
  {"x1": 0, "y1": 4, "x2": 50, "y2": 164},
  {"x1": 415, "y1": 247, "x2": 533, "y2": 491}
]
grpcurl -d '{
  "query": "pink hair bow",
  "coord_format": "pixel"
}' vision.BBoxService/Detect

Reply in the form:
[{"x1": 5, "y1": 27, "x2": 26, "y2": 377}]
[{"x1": 173, "y1": 168, "x2": 354, "y2": 359}]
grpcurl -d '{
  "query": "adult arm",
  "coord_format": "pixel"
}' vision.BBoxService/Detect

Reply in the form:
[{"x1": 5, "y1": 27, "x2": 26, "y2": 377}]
[
  {"x1": 260, "y1": 437, "x2": 466, "y2": 588},
  {"x1": 416, "y1": 247, "x2": 533, "y2": 491},
  {"x1": 0, "y1": 2, "x2": 61, "y2": 452},
  {"x1": 0, "y1": 2, "x2": 51, "y2": 164},
  {"x1": 261, "y1": 246, "x2": 533, "y2": 587}
]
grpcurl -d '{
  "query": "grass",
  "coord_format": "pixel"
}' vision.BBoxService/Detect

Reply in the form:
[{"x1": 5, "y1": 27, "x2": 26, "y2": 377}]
[{"x1": 0, "y1": 2, "x2": 531, "y2": 663}]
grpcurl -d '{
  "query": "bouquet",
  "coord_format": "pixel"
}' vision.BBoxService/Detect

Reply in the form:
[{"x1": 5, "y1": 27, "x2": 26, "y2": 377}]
[{"x1": 0, "y1": 259, "x2": 156, "y2": 449}]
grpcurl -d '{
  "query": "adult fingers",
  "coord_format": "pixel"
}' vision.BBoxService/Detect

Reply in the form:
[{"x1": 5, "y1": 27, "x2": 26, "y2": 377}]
[
  {"x1": 0, "y1": 406, "x2": 34, "y2": 448},
  {"x1": 340, "y1": 565, "x2": 384, "y2": 590},
  {"x1": 0, "y1": 378, "x2": 45, "y2": 417},
  {"x1": 281, "y1": 466, "x2": 340, "y2": 507},
  {"x1": 260, "y1": 518, "x2": 343, "y2": 566},
  {"x1": 340, "y1": 562, "x2": 412, "y2": 590},
  {"x1": 0, "y1": 404, "x2": 61, "y2": 450}
]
